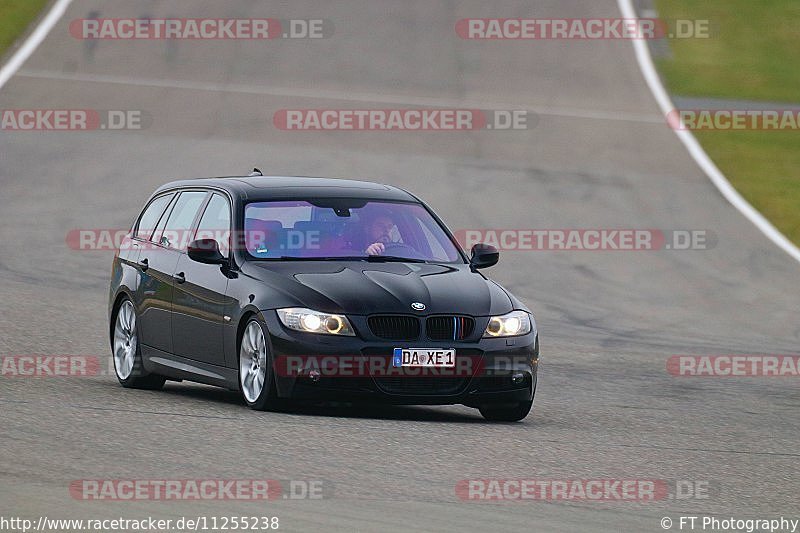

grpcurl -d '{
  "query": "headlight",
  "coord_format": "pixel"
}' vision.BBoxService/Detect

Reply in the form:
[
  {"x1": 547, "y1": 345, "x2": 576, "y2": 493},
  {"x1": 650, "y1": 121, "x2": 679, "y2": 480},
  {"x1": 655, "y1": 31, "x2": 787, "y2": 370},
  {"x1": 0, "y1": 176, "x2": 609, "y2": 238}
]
[
  {"x1": 483, "y1": 310, "x2": 532, "y2": 338},
  {"x1": 276, "y1": 308, "x2": 355, "y2": 336}
]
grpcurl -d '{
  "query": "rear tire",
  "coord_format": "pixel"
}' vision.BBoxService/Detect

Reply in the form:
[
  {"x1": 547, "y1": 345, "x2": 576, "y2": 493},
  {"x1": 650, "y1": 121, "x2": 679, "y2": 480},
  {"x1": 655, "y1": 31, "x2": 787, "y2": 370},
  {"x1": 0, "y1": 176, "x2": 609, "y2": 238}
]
[
  {"x1": 479, "y1": 400, "x2": 533, "y2": 422},
  {"x1": 112, "y1": 299, "x2": 166, "y2": 390}
]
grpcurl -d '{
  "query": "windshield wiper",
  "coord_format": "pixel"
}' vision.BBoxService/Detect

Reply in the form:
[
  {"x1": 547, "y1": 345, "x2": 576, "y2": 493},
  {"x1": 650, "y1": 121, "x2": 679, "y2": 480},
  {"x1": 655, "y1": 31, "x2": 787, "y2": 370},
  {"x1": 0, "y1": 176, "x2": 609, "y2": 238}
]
[
  {"x1": 366, "y1": 255, "x2": 427, "y2": 263},
  {"x1": 276, "y1": 256, "x2": 368, "y2": 261},
  {"x1": 270, "y1": 255, "x2": 427, "y2": 263}
]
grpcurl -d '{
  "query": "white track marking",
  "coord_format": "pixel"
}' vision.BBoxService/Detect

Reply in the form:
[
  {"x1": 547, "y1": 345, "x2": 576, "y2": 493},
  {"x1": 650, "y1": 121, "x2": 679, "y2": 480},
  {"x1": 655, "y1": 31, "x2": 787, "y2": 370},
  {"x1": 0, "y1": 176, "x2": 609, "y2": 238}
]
[
  {"x1": 617, "y1": 0, "x2": 800, "y2": 264},
  {"x1": 0, "y1": 0, "x2": 74, "y2": 90},
  {"x1": 16, "y1": 68, "x2": 664, "y2": 125}
]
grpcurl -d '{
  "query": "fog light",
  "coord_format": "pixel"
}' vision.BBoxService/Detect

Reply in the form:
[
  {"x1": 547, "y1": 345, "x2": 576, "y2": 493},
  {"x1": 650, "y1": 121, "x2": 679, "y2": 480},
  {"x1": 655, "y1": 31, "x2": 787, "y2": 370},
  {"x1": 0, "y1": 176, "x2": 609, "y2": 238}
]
[{"x1": 511, "y1": 372, "x2": 525, "y2": 384}]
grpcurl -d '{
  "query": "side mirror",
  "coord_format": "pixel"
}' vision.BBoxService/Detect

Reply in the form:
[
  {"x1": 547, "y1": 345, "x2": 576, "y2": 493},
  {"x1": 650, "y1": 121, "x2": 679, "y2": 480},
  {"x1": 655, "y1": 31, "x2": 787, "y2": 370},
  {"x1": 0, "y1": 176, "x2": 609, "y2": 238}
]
[
  {"x1": 187, "y1": 239, "x2": 226, "y2": 264},
  {"x1": 470, "y1": 243, "x2": 499, "y2": 270}
]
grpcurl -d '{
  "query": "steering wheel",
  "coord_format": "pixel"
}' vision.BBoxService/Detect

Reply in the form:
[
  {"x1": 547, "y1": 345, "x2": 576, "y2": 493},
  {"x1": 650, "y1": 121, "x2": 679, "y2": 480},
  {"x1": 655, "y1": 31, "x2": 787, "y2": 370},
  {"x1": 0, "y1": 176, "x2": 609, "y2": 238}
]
[{"x1": 381, "y1": 242, "x2": 419, "y2": 256}]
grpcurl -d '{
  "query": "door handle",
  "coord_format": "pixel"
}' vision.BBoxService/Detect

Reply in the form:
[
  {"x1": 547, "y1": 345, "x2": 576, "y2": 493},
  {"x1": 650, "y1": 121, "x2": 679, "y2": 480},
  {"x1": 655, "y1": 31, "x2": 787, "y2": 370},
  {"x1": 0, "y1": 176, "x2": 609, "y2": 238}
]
[
  {"x1": 138, "y1": 258, "x2": 149, "y2": 271},
  {"x1": 174, "y1": 271, "x2": 186, "y2": 284}
]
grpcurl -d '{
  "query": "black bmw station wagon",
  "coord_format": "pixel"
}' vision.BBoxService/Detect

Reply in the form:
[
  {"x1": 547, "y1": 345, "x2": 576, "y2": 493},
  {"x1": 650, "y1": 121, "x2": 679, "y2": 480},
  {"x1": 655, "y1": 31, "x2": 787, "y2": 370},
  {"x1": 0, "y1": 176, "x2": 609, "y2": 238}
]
[{"x1": 109, "y1": 173, "x2": 539, "y2": 421}]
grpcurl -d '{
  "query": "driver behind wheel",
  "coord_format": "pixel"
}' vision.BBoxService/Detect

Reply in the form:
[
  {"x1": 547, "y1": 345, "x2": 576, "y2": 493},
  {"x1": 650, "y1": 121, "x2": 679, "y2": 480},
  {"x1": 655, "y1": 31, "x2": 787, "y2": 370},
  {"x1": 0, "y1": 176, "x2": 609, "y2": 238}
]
[{"x1": 364, "y1": 214, "x2": 397, "y2": 255}]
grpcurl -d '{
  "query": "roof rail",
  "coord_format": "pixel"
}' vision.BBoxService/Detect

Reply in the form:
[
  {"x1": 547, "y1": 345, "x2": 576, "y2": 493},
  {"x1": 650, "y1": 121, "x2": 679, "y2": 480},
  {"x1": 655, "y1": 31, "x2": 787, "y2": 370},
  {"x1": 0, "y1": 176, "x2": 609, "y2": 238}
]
[{"x1": 249, "y1": 168, "x2": 263, "y2": 176}]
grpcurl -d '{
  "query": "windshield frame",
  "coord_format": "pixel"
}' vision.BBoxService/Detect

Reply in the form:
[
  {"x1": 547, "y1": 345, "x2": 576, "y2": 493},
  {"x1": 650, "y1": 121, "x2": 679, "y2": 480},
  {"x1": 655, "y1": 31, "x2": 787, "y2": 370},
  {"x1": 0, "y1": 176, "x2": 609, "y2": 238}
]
[{"x1": 239, "y1": 197, "x2": 469, "y2": 264}]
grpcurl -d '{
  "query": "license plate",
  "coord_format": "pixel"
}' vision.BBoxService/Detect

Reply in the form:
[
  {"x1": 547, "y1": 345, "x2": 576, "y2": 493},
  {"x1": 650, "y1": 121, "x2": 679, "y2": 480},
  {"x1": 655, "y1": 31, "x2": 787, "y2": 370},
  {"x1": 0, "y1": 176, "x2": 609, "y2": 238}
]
[{"x1": 393, "y1": 348, "x2": 455, "y2": 368}]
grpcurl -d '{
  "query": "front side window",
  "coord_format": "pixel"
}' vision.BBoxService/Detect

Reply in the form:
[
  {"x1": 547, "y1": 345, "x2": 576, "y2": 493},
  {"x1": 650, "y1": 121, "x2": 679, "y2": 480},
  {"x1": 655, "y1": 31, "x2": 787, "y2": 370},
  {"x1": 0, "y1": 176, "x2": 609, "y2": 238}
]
[
  {"x1": 155, "y1": 191, "x2": 207, "y2": 250},
  {"x1": 134, "y1": 193, "x2": 174, "y2": 240},
  {"x1": 194, "y1": 193, "x2": 231, "y2": 258},
  {"x1": 243, "y1": 199, "x2": 463, "y2": 262}
]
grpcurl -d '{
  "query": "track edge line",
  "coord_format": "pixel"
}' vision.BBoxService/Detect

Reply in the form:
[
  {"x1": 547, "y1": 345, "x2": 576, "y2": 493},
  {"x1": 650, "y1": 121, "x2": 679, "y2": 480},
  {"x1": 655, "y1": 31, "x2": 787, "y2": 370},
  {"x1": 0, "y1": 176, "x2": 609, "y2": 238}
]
[{"x1": 0, "y1": 0, "x2": 74, "y2": 91}]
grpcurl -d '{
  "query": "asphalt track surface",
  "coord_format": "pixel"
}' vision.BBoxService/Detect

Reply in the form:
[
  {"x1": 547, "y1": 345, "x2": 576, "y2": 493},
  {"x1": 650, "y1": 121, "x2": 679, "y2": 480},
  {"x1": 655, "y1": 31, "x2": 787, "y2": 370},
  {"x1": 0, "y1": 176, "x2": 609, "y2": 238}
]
[{"x1": 1, "y1": 1, "x2": 799, "y2": 532}]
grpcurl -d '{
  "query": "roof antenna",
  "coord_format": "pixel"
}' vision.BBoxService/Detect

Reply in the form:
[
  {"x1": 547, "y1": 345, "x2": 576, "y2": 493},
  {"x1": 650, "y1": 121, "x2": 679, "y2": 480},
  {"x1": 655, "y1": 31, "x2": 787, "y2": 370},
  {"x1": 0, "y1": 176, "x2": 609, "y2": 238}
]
[{"x1": 249, "y1": 168, "x2": 263, "y2": 176}]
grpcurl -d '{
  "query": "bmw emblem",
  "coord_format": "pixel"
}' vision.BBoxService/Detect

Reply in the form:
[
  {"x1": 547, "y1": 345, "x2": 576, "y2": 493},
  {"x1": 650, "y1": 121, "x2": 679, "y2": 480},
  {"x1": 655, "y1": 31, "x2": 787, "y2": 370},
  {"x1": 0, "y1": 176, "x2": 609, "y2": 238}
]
[{"x1": 411, "y1": 302, "x2": 426, "y2": 311}]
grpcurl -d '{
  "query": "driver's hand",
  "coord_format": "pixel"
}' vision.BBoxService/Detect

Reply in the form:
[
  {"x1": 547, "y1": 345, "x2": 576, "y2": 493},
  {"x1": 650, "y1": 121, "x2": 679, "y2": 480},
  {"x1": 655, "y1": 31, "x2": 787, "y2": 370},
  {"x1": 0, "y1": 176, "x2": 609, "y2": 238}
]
[{"x1": 365, "y1": 242, "x2": 385, "y2": 255}]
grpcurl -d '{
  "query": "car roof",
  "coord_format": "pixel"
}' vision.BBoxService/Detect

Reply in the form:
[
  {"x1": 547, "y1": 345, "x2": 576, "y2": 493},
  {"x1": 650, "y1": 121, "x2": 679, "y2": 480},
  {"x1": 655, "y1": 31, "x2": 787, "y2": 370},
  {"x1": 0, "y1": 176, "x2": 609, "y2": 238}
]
[{"x1": 154, "y1": 175, "x2": 419, "y2": 202}]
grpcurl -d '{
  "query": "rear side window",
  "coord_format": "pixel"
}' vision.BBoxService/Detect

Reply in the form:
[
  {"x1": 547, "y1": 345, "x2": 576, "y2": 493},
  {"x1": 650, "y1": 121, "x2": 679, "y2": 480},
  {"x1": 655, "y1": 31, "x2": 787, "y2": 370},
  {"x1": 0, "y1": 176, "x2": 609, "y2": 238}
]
[
  {"x1": 156, "y1": 191, "x2": 208, "y2": 250},
  {"x1": 134, "y1": 193, "x2": 174, "y2": 240},
  {"x1": 152, "y1": 195, "x2": 178, "y2": 244}
]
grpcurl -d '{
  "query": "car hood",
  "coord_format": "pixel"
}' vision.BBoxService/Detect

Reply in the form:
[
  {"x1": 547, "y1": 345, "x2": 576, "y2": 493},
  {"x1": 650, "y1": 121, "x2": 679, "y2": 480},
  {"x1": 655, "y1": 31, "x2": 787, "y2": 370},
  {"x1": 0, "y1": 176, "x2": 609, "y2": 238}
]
[{"x1": 242, "y1": 261, "x2": 514, "y2": 316}]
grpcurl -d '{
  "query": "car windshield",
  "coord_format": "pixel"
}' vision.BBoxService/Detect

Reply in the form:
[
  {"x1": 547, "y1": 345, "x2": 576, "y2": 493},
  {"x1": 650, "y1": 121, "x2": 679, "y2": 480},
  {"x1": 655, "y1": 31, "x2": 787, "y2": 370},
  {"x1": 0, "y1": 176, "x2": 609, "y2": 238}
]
[{"x1": 243, "y1": 199, "x2": 463, "y2": 262}]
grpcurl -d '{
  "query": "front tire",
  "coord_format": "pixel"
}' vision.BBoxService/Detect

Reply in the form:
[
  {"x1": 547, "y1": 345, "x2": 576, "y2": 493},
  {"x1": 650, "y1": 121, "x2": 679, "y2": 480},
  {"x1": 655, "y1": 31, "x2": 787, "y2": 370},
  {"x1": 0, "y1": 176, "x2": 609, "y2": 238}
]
[
  {"x1": 479, "y1": 400, "x2": 533, "y2": 422},
  {"x1": 238, "y1": 316, "x2": 277, "y2": 410},
  {"x1": 112, "y1": 299, "x2": 166, "y2": 390}
]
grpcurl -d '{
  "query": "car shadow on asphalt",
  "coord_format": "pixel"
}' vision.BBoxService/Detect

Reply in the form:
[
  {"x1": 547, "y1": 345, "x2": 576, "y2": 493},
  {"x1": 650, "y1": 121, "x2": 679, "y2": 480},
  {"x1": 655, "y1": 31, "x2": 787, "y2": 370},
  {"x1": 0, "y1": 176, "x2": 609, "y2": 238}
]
[{"x1": 156, "y1": 382, "x2": 499, "y2": 423}]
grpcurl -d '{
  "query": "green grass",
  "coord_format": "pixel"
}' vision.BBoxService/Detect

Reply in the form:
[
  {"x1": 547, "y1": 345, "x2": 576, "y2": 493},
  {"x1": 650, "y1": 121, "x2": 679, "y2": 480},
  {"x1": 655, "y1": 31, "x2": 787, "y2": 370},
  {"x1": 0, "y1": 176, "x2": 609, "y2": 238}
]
[
  {"x1": 655, "y1": 0, "x2": 800, "y2": 102},
  {"x1": 696, "y1": 130, "x2": 800, "y2": 243},
  {"x1": 0, "y1": 0, "x2": 51, "y2": 57},
  {"x1": 655, "y1": 0, "x2": 800, "y2": 246}
]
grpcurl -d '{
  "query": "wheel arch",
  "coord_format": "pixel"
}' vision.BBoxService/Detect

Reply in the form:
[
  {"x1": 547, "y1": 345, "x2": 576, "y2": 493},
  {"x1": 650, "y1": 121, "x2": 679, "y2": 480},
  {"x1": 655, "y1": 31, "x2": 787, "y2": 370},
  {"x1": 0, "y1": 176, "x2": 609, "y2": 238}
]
[
  {"x1": 109, "y1": 288, "x2": 134, "y2": 345},
  {"x1": 235, "y1": 307, "x2": 288, "y2": 400},
  {"x1": 236, "y1": 308, "x2": 260, "y2": 352}
]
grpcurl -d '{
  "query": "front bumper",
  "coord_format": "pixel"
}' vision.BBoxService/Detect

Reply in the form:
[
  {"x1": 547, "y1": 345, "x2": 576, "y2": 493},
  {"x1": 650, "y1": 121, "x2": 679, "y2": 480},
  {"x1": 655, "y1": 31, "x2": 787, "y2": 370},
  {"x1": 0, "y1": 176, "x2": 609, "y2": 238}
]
[{"x1": 263, "y1": 311, "x2": 539, "y2": 407}]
